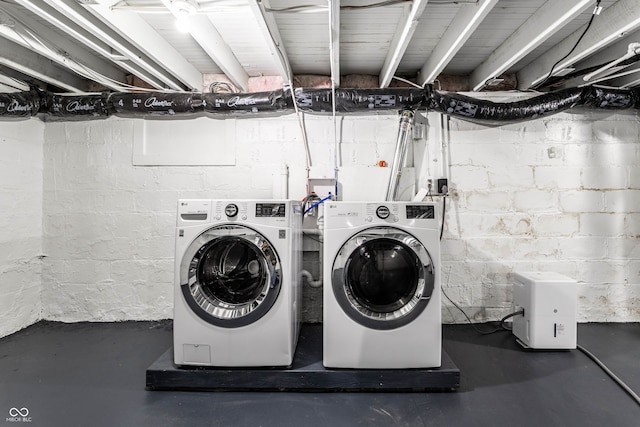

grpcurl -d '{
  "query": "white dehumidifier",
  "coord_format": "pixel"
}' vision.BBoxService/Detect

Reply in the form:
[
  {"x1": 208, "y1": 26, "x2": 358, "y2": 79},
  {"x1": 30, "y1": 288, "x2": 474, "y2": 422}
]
[{"x1": 511, "y1": 271, "x2": 577, "y2": 350}]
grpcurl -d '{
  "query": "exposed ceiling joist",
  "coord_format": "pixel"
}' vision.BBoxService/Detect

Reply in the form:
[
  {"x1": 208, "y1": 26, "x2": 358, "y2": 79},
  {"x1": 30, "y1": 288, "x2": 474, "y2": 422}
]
[
  {"x1": 418, "y1": 0, "x2": 498, "y2": 87},
  {"x1": 518, "y1": 0, "x2": 640, "y2": 89},
  {"x1": 0, "y1": 38, "x2": 88, "y2": 92},
  {"x1": 13, "y1": 0, "x2": 172, "y2": 91},
  {"x1": 20, "y1": 0, "x2": 187, "y2": 90},
  {"x1": 159, "y1": 0, "x2": 248, "y2": 91},
  {"x1": 470, "y1": 0, "x2": 594, "y2": 91},
  {"x1": 613, "y1": 65, "x2": 640, "y2": 88},
  {"x1": 0, "y1": 2, "x2": 127, "y2": 91},
  {"x1": 329, "y1": 0, "x2": 340, "y2": 87},
  {"x1": 248, "y1": 0, "x2": 292, "y2": 82},
  {"x1": 379, "y1": 0, "x2": 429, "y2": 88},
  {"x1": 50, "y1": 0, "x2": 197, "y2": 91},
  {"x1": 0, "y1": 65, "x2": 32, "y2": 92}
]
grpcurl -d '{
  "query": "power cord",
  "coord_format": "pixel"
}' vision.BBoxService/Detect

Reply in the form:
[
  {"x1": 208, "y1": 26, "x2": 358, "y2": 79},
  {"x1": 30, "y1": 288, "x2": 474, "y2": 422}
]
[
  {"x1": 576, "y1": 344, "x2": 640, "y2": 406},
  {"x1": 440, "y1": 282, "x2": 523, "y2": 335},
  {"x1": 440, "y1": 267, "x2": 524, "y2": 335},
  {"x1": 535, "y1": 0, "x2": 601, "y2": 89},
  {"x1": 443, "y1": 284, "x2": 639, "y2": 405},
  {"x1": 439, "y1": 194, "x2": 447, "y2": 241}
]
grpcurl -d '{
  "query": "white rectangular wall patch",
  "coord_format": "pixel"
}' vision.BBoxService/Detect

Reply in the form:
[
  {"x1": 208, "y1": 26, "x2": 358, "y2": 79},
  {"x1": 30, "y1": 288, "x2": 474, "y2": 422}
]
[{"x1": 133, "y1": 117, "x2": 236, "y2": 166}]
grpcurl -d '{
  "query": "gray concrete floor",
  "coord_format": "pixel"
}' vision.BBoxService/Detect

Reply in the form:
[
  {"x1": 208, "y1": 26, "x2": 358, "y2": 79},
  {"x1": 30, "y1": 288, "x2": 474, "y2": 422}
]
[{"x1": 0, "y1": 321, "x2": 638, "y2": 426}]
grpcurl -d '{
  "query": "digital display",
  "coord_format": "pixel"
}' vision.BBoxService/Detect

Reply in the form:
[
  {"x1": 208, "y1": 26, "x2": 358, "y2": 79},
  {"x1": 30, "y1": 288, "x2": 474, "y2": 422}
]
[
  {"x1": 406, "y1": 205, "x2": 435, "y2": 219},
  {"x1": 255, "y1": 203, "x2": 286, "y2": 217}
]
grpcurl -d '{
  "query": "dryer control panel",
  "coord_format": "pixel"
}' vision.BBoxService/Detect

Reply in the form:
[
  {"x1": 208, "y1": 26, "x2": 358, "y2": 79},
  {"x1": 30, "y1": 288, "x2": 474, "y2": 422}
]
[
  {"x1": 406, "y1": 204, "x2": 435, "y2": 219},
  {"x1": 325, "y1": 202, "x2": 438, "y2": 230},
  {"x1": 256, "y1": 203, "x2": 286, "y2": 217}
]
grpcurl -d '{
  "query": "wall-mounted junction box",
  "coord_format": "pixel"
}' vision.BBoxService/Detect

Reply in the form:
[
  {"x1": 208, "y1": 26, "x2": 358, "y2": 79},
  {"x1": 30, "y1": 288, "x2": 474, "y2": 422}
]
[
  {"x1": 307, "y1": 178, "x2": 336, "y2": 199},
  {"x1": 512, "y1": 271, "x2": 577, "y2": 350}
]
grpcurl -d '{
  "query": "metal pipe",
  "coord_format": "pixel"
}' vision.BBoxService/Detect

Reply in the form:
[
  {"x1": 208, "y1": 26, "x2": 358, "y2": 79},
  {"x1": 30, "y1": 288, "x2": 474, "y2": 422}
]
[{"x1": 385, "y1": 109, "x2": 415, "y2": 201}]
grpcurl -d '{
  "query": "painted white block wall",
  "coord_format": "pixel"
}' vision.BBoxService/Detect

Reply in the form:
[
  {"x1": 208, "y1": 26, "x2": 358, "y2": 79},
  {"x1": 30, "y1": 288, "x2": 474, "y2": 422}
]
[
  {"x1": 41, "y1": 115, "x2": 400, "y2": 322},
  {"x1": 0, "y1": 119, "x2": 44, "y2": 336},
  {"x1": 440, "y1": 111, "x2": 640, "y2": 323},
  {"x1": 39, "y1": 108, "x2": 639, "y2": 324}
]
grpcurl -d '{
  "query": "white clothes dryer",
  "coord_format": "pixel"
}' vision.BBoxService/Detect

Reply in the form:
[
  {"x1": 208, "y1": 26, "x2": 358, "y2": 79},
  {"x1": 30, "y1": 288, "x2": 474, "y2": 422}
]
[
  {"x1": 323, "y1": 201, "x2": 441, "y2": 369},
  {"x1": 173, "y1": 199, "x2": 302, "y2": 367}
]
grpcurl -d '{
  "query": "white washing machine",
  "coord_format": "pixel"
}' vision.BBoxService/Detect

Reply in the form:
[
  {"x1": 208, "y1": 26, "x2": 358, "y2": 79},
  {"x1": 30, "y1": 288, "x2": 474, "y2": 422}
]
[
  {"x1": 323, "y1": 201, "x2": 441, "y2": 369},
  {"x1": 173, "y1": 199, "x2": 302, "y2": 367}
]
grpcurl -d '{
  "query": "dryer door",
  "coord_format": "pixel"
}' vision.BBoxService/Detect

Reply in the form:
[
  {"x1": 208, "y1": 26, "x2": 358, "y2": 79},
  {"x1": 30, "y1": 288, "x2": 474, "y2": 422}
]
[
  {"x1": 180, "y1": 225, "x2": 281, "y2": 328},
  {"x1": 331, "y1": 226, "x2": 435, "y2": 330}
]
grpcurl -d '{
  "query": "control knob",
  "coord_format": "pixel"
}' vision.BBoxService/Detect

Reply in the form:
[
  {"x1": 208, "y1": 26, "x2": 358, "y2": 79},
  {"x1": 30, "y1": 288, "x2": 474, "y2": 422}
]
[
  {"x1": 224, "y1": 203, "x2": 239, "y2": 218},
  {"x1": 376, "y1": 205, "x2": 390, "y2": 219}
]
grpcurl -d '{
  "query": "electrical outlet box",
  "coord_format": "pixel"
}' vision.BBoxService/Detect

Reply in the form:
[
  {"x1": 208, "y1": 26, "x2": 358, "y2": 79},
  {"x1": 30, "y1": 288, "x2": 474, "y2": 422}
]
[
  {"x1": 437, "y1": 178, "x2": 448, "y2": 194},
  {"x1": 512, "y1": 271, "x2": 577, "y2": 350},
  {"x1": 307, "y1": 178, "x2": 336, "y2": 199}
]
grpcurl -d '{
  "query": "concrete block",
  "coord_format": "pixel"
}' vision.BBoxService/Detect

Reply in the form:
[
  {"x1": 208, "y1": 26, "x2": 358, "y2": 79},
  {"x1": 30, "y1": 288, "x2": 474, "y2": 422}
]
[
  {"x1": 488, "y1": 165, "x2": 534, "y2": 189},
  {"x1": 580, "y1": 260, "x2": 628, "y2": 285},
  {"x1": 560, "y1": 190, "x2": 605, "y2": 213},
  {"x1": 513, "y1": 189, "x2": 558, "y2": 212},
  {"x1": 534, "y1": 166, "x2": 582, "y2": 189},
  {"x1": 605, "y1": 190, "x2": 640, "y2": 212},
  {"x1": 556, "y1": 236, "x2": 608, "y2": 259},
  {"x1": 607, "y1": 237, "x2": 640, "y2": 258},
  {"x1": 464, "y1": 191, "x2": 512, "y2": 212},
  {"x1": 544, "y1": 119, "x2": 592, "y2": 143},
  {"x1": 579, "y1": 213, "x2": 627, "y2": 237},
  {"x1": 631, "y1": 166, "x2": 640, "y2": 189},
  {"x1": 592, "y1": 119, "x2": 640, "y2": 143},
  {"x1": 440, "y1": 239, "x2": 467, "y2": 261},
  {"x1": 560, "y1": 144, "x2": 592, "y2": 166},
  {"x1": 532, "y1": 214, "x2": 579, "y2": 236},
  {"x1": 451, "y1": 143, "x2": 519, "y2": 168},
  {"x1": 582, "y1": 166, "x2": 628, "y2": 189},
  {"x1": 625, "y1": 213, "x2": 640, "y2": 236},
  {"x1": 590, "y1": 143, "x2": 639, "y2": 167},
  {"x1": 510, "y1": 237, "x2": 562, "y2": 260},
  {"x1": 450, "y1": 166, "x2": 489, "y2": 190},
  {"x1": 465, "y1": 238, "x2": 514, "y2": 261}
]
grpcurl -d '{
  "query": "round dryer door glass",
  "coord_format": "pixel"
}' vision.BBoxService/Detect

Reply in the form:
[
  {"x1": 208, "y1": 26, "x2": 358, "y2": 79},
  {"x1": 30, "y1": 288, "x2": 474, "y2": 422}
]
[
  {"x1": 180, "y1": 225, "x2": 281, "y2": 328},
  {"x1": 332, "y1": 227, "x2": 435, "y2": 330}
]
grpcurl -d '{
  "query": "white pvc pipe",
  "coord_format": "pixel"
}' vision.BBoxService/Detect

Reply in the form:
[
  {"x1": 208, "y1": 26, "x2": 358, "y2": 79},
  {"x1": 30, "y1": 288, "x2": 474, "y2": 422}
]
[{"x1": 280, "y1": 163, "x2": 289, "y2": 199}]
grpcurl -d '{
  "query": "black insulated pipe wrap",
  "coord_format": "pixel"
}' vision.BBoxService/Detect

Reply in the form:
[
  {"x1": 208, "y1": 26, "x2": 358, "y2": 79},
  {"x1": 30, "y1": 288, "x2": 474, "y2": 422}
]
[
  {"x1": 47, "y1": 94, "x2": 110, "y2": 119},
  {"x1": 202, "y1": 90, "x2": 288, "y2": 115},
  {"x1": 110, "y1": 92, "x2": 200, "y2": 115},
  {"x1": 429, "y1": 87, "x2": 584, "y2": 124},
  {"x1": 0, "y1": 90, "x2": 41, "y2": 118},
  {"x1": 0, "y1": 86, "x2": 639, "y2": 121},
  {"x1": 294, "y1": 88, "x2": 425, "y2": 114}
]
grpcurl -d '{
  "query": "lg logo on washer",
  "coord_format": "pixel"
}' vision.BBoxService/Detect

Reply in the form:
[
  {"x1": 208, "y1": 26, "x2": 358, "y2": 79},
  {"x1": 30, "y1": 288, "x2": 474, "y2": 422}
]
[{"x1": 6, "y1": 407, "x2": 32, "y2": 423}]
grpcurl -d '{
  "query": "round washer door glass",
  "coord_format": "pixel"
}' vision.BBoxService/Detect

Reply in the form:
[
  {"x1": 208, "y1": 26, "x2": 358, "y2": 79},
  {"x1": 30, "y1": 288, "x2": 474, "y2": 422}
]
[
  {"x1": 332, "y1": 227, "x2": 435, "y2": 330},
  {"x1": 180, "y1": 225, "x2": 281, "y2": 328}
]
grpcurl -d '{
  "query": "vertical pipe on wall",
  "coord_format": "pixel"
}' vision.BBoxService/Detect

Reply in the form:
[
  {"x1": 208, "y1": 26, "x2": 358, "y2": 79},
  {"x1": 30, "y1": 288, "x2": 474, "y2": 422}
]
[
  {"x1": 439, "y1": 112, "x2": 450, "y2": 181},
  {"x1": 386, "y1": 109, "x2": 415, "y2": 201},
  {"x1": 281, "y1": 163, "x2": 289, "y2": 199}
]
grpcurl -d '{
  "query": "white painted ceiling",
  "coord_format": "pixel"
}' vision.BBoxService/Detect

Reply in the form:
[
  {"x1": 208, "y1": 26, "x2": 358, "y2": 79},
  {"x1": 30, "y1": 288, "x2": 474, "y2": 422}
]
[{"x1": 1, "y1": 0, "x2": 640, "y2": 93}]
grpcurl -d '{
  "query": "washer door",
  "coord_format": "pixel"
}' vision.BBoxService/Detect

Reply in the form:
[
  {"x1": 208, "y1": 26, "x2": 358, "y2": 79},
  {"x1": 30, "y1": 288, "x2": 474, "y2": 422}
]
[
  {"x1": 331, "y1": 227, "x2": 435, "y2": 330},
  {"x1": 180, "y1": 225, "x2": 281, "y2": 328}
]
